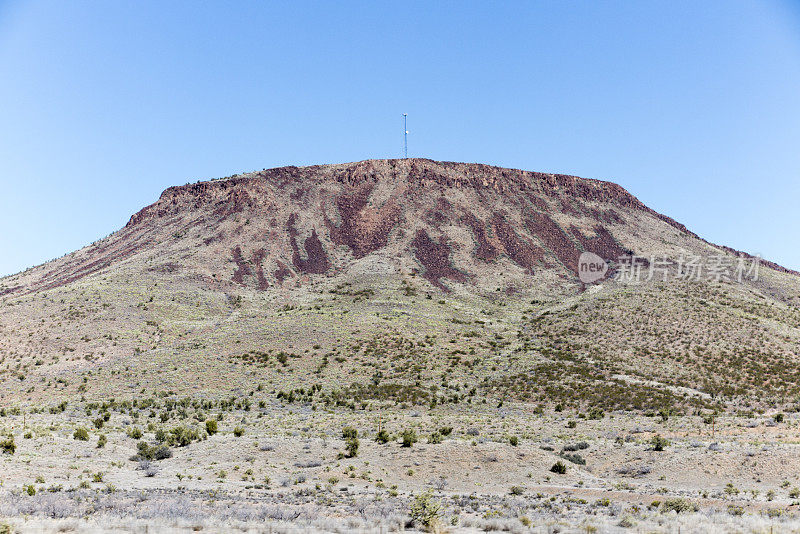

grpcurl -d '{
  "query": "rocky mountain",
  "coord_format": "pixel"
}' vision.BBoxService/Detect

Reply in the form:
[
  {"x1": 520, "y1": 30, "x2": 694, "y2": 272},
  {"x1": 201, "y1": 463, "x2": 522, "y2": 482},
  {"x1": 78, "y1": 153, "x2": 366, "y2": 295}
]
[{"x1": 1, "y1": 159, "x2": 798, "y2": 410}]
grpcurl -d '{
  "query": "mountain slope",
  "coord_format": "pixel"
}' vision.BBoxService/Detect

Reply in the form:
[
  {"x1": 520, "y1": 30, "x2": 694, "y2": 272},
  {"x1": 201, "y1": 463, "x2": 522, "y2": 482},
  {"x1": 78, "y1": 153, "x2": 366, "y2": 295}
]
[{"x1": 1, "y1": 159, "x2": 798, "y2": 411}]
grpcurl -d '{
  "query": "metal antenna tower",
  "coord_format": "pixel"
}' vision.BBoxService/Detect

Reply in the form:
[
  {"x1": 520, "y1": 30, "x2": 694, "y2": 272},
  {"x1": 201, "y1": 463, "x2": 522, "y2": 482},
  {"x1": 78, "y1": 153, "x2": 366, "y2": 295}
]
[{"x1": 403, "y1": 113, "x2": 408, "y2": 159}]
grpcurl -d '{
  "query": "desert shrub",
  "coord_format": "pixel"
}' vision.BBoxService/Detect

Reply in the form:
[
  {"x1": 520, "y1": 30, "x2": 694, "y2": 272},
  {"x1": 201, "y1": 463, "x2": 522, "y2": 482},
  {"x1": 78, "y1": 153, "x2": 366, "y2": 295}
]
[
  {"x1": 92, "y1": 472, "x2": 103, "y2": 483},
  {"x1": 428, "y1": 432, "x2": 443, "y2": 444},
  {"x1": 375, "y1": 430, "x2": 390, "y2": 444},
  {"x1": 510, "y1": 485, "x2": 525, "y2": 495},
  {"x1": 651, "y1": 435, "x2": 670, "y2": 451},
  {"x1": 587, "y1": 407, "x2": 604, "y2": 420},
  {"x1": 0, "y1": 436, "x2": 15, "y2": 455},
  {"x1": 97, "y1": 434, "x2": 107, "y2": 448},
  {"x1": 73, "y1": 427, "x2": 89, "y2": 441},
  {"x1": 154, "y1": 428, "x2": 167, "y2": 443},
  {"x1": 410, "y1": 489, "x2": 441, "y2": 528},
  {"x1": 233, "y1": 426, "x2": 245, "y2": 437},
  {"x1": 661, "y1": 498, "x2": 697, "y2": 513},
  {"x1": 550, "y1": 461, "x2": 567, "y2": 474},
  {"x1": 727, "y1": 505, "x2": 745, "y2": 516},
  {"x1": 133, "y1": 441, "x2": 172, "y2": 461},
  {"x1": 401, "y1": 429, "x2": 418, "y2": 447},
  {"x1": 725, "y1": 482, "x2": 740, "y2": 496},
  {"x1": 562, "y1": 441, "x2": 589, "y2": 452},
  {"x1": 509, "y1": 435, "x2": 519, "y2": 447},
  {"x1": 618, "y1": 516, "x2": 635, "y2": 528},
  {"x1": 128, "y1": 427, "x2": 143, "y2": 439},
  {"x1": 561, "y1": 452, "x2": 586, "y2": 465},
  {"x1": 93, "y1": 418, "x2": 104, "y2": 429},
  {"x1": 774, "y1": 413, "x2": 785, "y2": 423},
  {"x1": 439, "y1": 426, "x2": 453, "y2": 436},
  {"x1": 345, "y1": 436, "x2": 359, "y2": 457},
  {"x1": 205, "y1": 419, "x2": 218, "y2": 435},
  {"x1": 167, "y1": 426, "x2": 200, "y2": 447},
  {"x1": 341, "y1": 427, "x2": 359, "y2": 457}
]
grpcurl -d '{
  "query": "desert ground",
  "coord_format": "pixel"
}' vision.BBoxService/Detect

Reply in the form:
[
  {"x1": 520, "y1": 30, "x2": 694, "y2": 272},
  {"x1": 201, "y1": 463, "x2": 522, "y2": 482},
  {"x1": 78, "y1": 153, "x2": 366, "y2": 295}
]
[{"x1": 4, "y1": 399, "x2": 800, "y2": 533}]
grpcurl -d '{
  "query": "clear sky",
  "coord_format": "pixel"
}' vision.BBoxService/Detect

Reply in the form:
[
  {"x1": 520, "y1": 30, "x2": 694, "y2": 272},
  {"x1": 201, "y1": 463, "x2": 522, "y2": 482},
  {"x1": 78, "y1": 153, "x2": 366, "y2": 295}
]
[{"x1": 1, "y1": 1, "x2": 799, "y2": 277}]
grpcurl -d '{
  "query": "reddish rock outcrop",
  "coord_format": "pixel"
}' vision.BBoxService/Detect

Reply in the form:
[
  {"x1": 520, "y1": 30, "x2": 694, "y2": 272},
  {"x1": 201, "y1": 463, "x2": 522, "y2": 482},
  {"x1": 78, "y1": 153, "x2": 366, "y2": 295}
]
[{"x1": 4, "y1": 158, "x2": 794, "y2": 298}]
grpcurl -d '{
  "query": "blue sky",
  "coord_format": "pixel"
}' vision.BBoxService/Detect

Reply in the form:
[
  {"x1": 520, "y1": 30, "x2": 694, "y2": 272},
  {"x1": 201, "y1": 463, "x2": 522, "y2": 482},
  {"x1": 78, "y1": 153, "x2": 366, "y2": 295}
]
[{"x1": 1, "y1": 1, "x2": 799, "y2": 276}]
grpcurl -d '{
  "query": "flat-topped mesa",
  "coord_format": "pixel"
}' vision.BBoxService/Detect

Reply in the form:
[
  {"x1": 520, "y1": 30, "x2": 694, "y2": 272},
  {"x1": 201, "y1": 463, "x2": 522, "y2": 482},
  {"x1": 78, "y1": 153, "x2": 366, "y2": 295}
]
[
  {"x1": 126, "y1": 158, "x2": 673, "y2": 229},
  {"x1": 4, "y1": 158, "x2": 793, "y2": 298}
]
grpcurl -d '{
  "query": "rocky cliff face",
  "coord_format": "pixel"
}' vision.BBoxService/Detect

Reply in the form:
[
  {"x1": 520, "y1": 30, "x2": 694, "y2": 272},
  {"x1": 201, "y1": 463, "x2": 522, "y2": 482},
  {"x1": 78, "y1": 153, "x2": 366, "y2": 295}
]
[{"x1": 2, "y1": 158, "x2": 792, "y2": 297}]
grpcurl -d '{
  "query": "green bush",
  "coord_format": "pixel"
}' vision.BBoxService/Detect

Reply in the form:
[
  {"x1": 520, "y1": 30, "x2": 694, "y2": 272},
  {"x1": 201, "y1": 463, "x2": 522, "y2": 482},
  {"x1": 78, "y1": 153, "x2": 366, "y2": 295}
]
[
  {"x1": 509, "y1": 435, "x2": 519, "y2": 447},
  {"x1": 550, "y1": 461, "x2": 567, "y2": 474},
  {"x1": 560, "y1": 452, "x2": 586, "y2": 465},
  {"x1": 651, "y1": 434, "x2": 670, "y2": 451},
  {"x1": 0, "y1": 436, "x2": 15, "y2": 455},
  {"x1": 128, "y1": 427, "x2": 143, "y2": 439},
  {"x1": 439, "y1": 426, "x2": 453, "y2": 436},
  {"x1": 410, "y1": 489, "x2": 441, "y2": 528},
  {"x1": 97, "y1": 434, "x2": 107, "y2": 448},
  {"x1": 428, "y1": 432, "x2": 443, "y2": 444},
  {"x1": 206, "y1": 419, "x2": 218, "y2": 435},
  {"x1": 167, "y1": 426, "x2": 200, "y2": 447},
  {"x1": 73, "y1": 427, "x2": 90, "y2": 441},
  {"x1": 375, "y1": 430, "x2": 390, "y2": 444},
  {"x1": 233, "y1": 426, "x2": 245, "y2": 437},
  {"x1": 401, "y1": 429, "x2": 418, "y2": 448},
  {"x1": 133, "y1": 441, "x2": 172, "y2": 461},
  {"x1": 587, "y1": 407, "x2": 604, "y2": 420},
  {"x1": 342, "y1": 426, "x2": 358, "y2": 440},
  {"x1": 345, "y1": 436, "x2": 359, "y2": 458},
  {"x1": 661, "y1": 498, "x2": 698, "y2": 513}
]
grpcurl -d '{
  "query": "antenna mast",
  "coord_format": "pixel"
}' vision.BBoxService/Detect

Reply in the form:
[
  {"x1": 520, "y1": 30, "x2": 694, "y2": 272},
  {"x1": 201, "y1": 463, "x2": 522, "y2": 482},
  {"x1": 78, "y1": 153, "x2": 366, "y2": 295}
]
[{"x1": 403, "y1": 113, "x2": 408, "y2": 159}]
